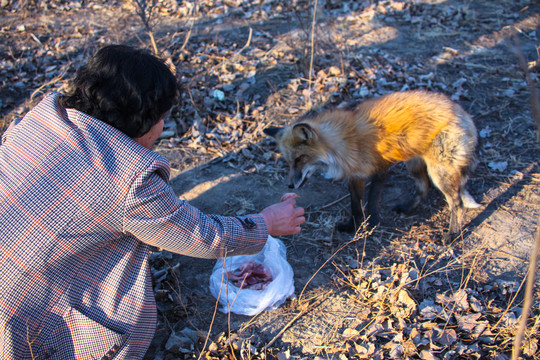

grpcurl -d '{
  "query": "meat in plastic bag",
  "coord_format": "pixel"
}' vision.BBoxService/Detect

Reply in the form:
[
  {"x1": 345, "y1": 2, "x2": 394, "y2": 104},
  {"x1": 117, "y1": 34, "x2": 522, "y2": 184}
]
[{"x1": 209, "y1": 236, "x2": 295, "y2": 316}]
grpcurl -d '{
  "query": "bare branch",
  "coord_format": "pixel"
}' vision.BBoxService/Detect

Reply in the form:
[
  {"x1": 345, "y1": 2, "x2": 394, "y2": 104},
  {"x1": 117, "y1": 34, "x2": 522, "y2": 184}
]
[
  {"x1": 132, "y1": 0, "x2": 159, "y2": 55},
  {"x1": 510, "y1": 32, "x2": 540, "y2": 360}
]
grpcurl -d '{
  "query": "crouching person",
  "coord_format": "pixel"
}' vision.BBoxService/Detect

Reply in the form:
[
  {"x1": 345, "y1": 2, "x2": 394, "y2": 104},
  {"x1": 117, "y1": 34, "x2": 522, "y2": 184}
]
[{"x1": 0, "y1": 44, "x2": 305, "y2": 359}]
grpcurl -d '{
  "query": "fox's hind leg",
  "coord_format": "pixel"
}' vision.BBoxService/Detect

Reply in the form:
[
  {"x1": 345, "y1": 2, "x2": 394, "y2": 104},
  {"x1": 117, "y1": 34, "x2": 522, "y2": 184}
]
[
  {"x1": 426, "y1": 163, "x2": 465, "y2": 244},
  {"x1": 393, "y1": 157, "x2": 430, "y2": 213}
]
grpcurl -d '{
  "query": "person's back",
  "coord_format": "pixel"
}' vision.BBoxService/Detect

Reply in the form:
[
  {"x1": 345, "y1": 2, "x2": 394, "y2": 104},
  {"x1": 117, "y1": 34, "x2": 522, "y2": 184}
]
[
  {"x1": 0, "y1": 45, "x2": 205, "y2": 359},
  {"x1": 0, "y1": 92, "x2": 165, "y2": 359}
]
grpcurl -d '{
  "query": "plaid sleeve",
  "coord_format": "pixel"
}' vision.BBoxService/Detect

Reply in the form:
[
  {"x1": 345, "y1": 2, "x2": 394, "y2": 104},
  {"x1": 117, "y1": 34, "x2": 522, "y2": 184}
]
[
  {"x1": 1, "y1": 117, "x2": 23, "y2": 144},
  {"x1": 123, "y1": 159, "x2": 268, "y2": 258}
]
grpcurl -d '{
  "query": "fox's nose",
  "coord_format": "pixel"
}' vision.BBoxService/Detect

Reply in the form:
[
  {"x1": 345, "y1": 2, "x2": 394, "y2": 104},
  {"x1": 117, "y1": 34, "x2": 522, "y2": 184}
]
[{"x1": 288, "y1": 183, "x2": 294, "y2": 189}]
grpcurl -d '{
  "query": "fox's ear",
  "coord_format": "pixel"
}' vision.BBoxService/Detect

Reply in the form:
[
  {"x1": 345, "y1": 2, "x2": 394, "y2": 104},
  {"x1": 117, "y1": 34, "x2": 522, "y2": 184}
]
[
  {"x1": 263, "y1": 126, "x2": 284, "y2": 139},
  {"x1": 292, "y1": 123, "x2": 316, "y2": 142}
]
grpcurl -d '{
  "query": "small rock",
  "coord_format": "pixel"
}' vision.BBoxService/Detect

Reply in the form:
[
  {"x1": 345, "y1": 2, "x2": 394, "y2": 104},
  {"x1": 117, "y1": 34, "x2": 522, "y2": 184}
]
[{"x1": 329, "y1": 65, "x2": 341, "y2": 76}]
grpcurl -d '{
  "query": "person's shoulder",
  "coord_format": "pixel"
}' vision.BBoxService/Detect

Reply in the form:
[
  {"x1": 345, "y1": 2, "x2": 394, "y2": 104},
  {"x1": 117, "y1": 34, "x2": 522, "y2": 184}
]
[
  {"x1": 38, "y1": 92, "x2": 63, "y2": 109},
  {"x1": 111, "y1": 135, "x2": 171, "y2": 179}
]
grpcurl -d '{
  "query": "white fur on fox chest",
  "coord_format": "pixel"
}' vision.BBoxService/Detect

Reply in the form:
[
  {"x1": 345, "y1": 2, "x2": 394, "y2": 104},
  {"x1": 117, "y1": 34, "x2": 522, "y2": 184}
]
[{"x1": 320, "y1": 153, "x2": 369, "y2": 181}]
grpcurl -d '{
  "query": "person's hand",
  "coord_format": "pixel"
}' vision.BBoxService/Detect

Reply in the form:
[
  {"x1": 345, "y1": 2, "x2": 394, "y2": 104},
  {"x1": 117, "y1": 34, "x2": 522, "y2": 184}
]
[{"x1": 260, "y1": 193, "x2": 305, "y2": 236}]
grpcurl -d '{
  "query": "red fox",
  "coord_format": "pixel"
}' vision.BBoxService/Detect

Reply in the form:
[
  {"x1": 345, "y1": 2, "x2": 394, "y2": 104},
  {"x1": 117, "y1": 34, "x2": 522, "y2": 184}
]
[{"x1": 264, "y1": 90, "x2": 480, "y2": 244}]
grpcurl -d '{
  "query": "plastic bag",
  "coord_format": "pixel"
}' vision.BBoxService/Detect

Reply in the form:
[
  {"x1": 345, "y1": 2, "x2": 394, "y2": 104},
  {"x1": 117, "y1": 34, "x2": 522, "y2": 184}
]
[{"x1": 209, "y1": 235, "x2": 295, "y2": 316}]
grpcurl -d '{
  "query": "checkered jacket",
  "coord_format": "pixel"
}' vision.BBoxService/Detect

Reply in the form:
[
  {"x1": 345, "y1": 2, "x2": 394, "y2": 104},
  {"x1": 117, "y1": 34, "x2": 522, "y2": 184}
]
[{"x1": 0, "y1": 93, "x2": 268, "y2": 359}]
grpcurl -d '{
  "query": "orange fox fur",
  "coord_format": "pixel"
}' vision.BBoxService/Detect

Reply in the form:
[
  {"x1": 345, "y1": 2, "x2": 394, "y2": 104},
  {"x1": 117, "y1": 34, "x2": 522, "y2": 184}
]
[{"x1": 264, "y1": 90, "x2": 480, "y2": 243}]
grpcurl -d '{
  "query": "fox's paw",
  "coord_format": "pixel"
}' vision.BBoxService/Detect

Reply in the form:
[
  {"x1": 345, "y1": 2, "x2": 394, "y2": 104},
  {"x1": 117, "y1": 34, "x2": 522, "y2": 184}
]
[
  {"x1": 392, "y1": 203, "x2": 407, "y2": 213},
  {"x1": 392, "y1": 200, "x2": 416, "y2": 214},
  {"x1": 366, "y1": 214, "x2": 380, "y2": 228},
  {"x1": 336, "y1": 217, "x2": 376, "y2": 233},
  {"x1": 336, "y1": 218, "x2": 356, "y2": 233},
  {"x1": 391, "y1": 194, "x2": 423, "y2": 214}
]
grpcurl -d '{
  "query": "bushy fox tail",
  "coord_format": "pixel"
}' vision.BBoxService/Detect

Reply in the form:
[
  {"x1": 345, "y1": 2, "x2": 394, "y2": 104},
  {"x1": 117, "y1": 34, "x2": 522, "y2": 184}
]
[{"x1": 462, "y1": 189, "x2": 481, "y2": 209}]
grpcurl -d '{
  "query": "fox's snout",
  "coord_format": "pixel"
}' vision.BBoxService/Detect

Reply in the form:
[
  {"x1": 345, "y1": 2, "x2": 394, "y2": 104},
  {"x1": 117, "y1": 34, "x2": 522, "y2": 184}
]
[
  {"x1": 288, "y1": 167, "x2": 309, "y2": 189},
  {"x1": 288, "y1": 169, "x2": 301, "y2": 189}
]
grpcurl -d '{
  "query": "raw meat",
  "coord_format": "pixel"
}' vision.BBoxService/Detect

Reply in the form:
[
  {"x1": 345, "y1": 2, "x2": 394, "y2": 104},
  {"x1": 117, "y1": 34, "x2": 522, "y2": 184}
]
[{"x1": 227, "y1": 261, "x2": 273, "y2": 290}]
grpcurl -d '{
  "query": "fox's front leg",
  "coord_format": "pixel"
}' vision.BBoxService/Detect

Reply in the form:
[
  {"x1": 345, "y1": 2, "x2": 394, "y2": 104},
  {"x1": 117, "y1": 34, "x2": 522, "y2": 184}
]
[
  {"x1": 365, "y1": 171, "x2": 387, "y2": 226},
  {"x1": 336, "y1": 177, "x2": 366, "y2": 233}
]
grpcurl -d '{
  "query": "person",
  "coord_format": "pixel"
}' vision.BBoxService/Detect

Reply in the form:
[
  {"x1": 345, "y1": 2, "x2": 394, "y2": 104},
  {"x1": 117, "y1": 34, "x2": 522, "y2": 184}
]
[{"x1": 0, "y1": 44, "x2": 305, "y2": 360}]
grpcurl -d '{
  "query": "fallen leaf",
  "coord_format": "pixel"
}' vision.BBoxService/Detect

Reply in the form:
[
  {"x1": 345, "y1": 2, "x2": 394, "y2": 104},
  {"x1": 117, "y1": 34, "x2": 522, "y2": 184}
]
[
  {"x1": 351, "y1": 342, "x2": 375, "y2": 358},
  {"x1": 456, "y1": 312, "x2": 482, "y2": 333},
  {"x1": 387, "y1": 342, "x2": 404, "y2": 359},
  {"x1": 365, "y1": 321, "x2": 385, "y2": 338},
  {"x1": 420, "y1": 299, "x2": 445, "y2": 320},
  {"x1": 276, "y1": 349, "x2": 291, "y2": 360},
  {"x1": 343, "y1": 327, "x2": 360, "y2": 338},
  {"x1": 469, "y1": 296, "x2": 485, "y2": 312},
  {"x1": 523, "y1": 338, "x2": 538, "y2": 357},
  {"x1": 420, "y1": 350, "x2": 440, "y2": 360},
  {"x1": 434, "y1": 328, "x2": 457, "y2": 346},
  {"x1": 488, "y1": 161, "x2": 508, "y2": 172}
]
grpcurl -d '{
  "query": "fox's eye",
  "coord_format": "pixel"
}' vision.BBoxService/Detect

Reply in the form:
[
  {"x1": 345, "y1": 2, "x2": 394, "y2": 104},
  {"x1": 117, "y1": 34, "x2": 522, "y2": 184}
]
[{"x1": 294, "y1": 155, "x2": 307, "y2": 165}]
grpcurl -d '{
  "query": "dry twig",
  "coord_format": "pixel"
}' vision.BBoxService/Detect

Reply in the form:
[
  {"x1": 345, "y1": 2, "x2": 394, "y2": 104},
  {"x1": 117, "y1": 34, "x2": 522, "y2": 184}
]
[
  {"x1": 132, "y1": 0, "x2": 159, "y2": 55},
  {"x1": 510, "y1": 32, "x2": 540, "y2": 360},
  {"x1": 307, "y1": 0, "x2": 318, "y2": 108},
  {"x1": 265, "y1": 289, "x2": 332, "y2": 349},
  {"x1": 317, "y1": 194, "x2": 350, "y2": 211},
  {"x1": 299, "y1": 223, "x2": 373, "y2": 301},
  {"x1": 30, "y1": 69, "x2": 67, "y2": 102}
]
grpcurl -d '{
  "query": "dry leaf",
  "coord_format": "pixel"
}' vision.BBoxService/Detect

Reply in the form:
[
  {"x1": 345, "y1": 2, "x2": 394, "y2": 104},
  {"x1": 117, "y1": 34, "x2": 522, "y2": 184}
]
[
  {"x1": 434, "y1": 328, "x2": 458, "y2": 346},
  {"x1": 276, "y1": 349, "x2": 291, "y2": 360},
  {"x1": 420, "y1": 299, "x2": 445, "y2": 320},
  {"x1": 456, "y1": 313, "x2": 482, "y2": 333},
  {"x1": 395, "y1": 289, "x2": 417, "y2": 318},
  {"x1": 387, "y1": 342, "x2": 404, "y2": 359},
  {"x1": 350, "y1": 342, "x2": 375, "y2": 359},
  {"x1": 420, "y1": 350, "x2": 440, "y2": 360},
  {"x1": 343, "y1": 327, "x2": 360, "y2": 338},
  {"x1": 523, "y1": 338, "x2": 538, "y2": 357}
]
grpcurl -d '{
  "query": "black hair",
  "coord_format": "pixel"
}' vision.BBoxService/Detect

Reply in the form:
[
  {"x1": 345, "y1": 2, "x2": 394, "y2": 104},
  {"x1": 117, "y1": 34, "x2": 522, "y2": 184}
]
[{"x1": 60, "y1": 45, "x2": 178, "y2": 138}]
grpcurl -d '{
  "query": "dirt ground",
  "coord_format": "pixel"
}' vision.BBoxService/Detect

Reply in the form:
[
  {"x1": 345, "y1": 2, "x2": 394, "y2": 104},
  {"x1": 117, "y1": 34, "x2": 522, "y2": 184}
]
[{"x1": 1, "y1": 0, "x2": 539, "y2": 359}]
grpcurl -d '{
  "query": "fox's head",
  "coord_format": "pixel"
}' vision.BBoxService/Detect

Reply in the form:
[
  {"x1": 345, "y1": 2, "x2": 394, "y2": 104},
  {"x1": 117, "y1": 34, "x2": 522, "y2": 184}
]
[{"x1": 264, "y1": 124, "x2": 325, "y2": 189}]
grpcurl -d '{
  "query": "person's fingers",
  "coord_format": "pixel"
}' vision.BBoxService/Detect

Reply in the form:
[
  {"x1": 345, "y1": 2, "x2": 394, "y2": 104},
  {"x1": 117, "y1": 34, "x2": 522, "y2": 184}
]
[{"x1": 290, "y1": 214, "x2": 305, "y2": 234}]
